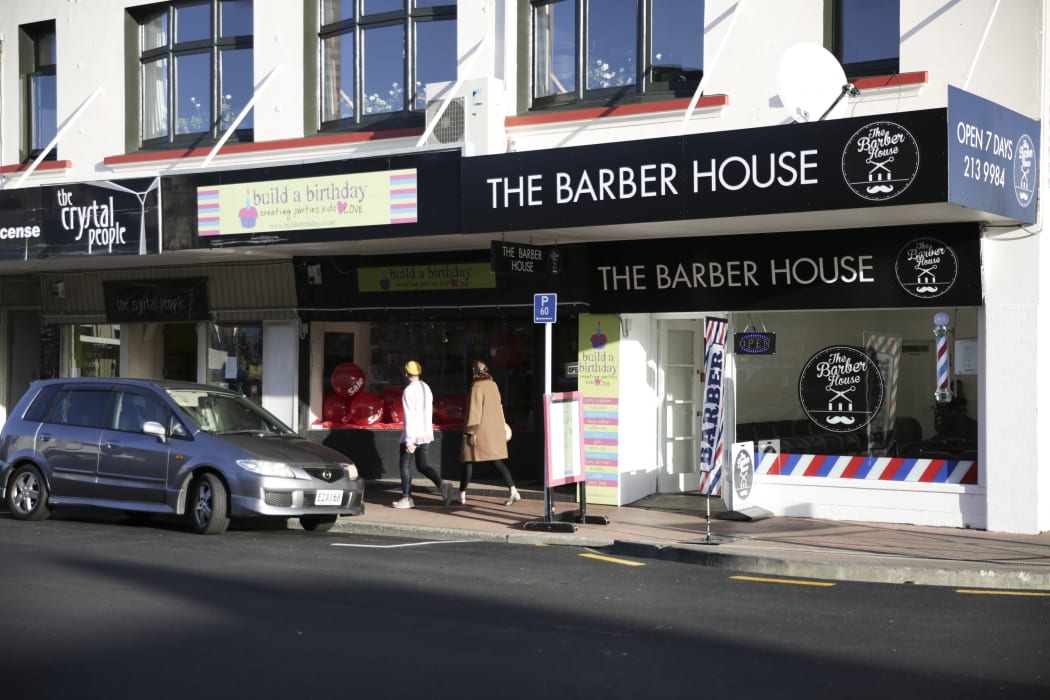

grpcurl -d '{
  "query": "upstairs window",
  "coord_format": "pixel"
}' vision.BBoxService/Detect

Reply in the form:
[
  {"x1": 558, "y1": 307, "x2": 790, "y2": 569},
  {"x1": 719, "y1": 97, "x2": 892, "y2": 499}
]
[
  {"x1": 21, "y1": 22, "x2": 57, "y2": 161},
  {"x1": 135, "y1": 0, "x2": 254, "y2": 149},
  {"x1": 318, "y1": 0, "x2": 457, "y2": 131},
  {"x1": 531, "y1": 0, "x2": 703, "y2": 109},
  {"x1": 833, "y1": 0, "x2": 899, "y2": 78}
]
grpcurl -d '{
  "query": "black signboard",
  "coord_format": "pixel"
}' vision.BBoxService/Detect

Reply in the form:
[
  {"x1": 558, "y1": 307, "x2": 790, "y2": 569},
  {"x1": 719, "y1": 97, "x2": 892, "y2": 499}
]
[
  {"x1": 0, "y1": 178, "x2": 161, "y2": 261},
  {"x1": 103, "y1": 278, "x2": 209, "y2": 322},
  {"x1": 461, "y1": 109, "x2": 948, "y2": 233},
  {"x1": 582, "y1": 222, "x2": 981, "y2": 313},
  {"x1": 490, "y1": 240, "x2": 563, "y2": 277}
]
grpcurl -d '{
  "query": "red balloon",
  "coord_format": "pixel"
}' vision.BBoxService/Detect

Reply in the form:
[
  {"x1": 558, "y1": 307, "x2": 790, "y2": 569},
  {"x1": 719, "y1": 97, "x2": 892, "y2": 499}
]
[
  {"x1": 349, "y1": 391, "x2": 383, "y2": 426},
  {"x1": 490, "y1": 331, "x2": 524, "y2": 369},
  {"x1": 322, "y1": 393, "x2": 351, "y2": 424},
  {"x1": 380, "y1": 386, "x2": 404, "y2": 423},
  {"x1": 435, "y1": 393, "x2": 466, "y2": 425},
  {"x1": 331, "y1": 362, "x2": 366, "y2": 397}
]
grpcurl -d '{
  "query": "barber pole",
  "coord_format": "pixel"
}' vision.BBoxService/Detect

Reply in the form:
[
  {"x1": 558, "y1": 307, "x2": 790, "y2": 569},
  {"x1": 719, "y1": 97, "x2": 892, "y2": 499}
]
[{"x1": 933, "y1": 312, "x2": 953, "y2": 403}]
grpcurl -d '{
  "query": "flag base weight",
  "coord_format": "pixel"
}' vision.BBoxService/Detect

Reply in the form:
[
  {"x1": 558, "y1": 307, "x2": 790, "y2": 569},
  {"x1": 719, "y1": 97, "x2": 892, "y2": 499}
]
[{"x1": 523, "y1": 520, "x2": 577, "y2": 533}]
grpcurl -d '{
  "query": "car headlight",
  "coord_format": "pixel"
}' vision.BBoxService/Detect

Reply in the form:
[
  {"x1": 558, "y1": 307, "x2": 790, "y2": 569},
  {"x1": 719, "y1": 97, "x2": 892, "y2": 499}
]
[
  {"x1": 339, "y1": 462, "x2": 359, "y2": 480},
  {"x1": 236, "y1": 459, "x2": 297, "y2": 478}
]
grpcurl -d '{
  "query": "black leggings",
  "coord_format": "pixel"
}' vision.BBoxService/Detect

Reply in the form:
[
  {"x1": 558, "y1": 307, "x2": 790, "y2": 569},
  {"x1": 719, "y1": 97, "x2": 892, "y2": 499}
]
[{"x1": 459, "y1": 460, "x2": 514, "y2": 491}]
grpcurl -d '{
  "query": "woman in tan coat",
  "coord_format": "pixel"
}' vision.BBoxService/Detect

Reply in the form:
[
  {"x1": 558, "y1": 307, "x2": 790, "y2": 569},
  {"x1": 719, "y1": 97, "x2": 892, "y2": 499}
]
[{"x1": 457, "y1": 360, "x2": 521, "y2": 506}]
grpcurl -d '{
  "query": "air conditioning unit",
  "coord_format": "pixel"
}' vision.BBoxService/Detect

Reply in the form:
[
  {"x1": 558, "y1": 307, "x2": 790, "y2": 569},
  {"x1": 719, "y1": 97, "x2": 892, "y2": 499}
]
[{"x1": 425, "y1": 78, "x2": 505, "y2": 156}]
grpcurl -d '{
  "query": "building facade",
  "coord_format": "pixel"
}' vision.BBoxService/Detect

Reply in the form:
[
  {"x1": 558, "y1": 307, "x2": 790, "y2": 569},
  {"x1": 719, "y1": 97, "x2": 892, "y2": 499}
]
[{"x1": 0, "y1": 1, "x2": 1046, "y2": 534}]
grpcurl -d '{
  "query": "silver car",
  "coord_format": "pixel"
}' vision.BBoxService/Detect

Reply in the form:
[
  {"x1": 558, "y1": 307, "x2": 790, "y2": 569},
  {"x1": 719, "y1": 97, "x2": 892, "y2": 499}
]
[{"x1": 0, "y1": 378, "x2": 365, "y2": 534}]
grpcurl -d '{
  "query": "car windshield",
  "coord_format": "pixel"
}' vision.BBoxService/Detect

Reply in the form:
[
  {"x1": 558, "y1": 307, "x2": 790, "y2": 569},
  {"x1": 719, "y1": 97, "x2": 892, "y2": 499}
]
[{"x1": 166, "y1": 388, "x2": 296, "y2": 436}]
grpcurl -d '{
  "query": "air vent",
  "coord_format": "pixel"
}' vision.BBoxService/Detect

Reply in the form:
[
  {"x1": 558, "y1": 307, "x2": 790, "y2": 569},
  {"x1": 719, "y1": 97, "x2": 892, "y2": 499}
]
[{"x1": 426, "y1": 96, "x2": 465, "y2": 144}]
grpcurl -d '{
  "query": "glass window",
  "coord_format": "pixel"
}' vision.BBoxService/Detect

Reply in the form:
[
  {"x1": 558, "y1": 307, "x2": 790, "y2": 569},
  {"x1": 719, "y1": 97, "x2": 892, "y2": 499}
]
[
  {"x1": 136, "y1": 0, "x2": 254, "y2": 148},
  {"x1": 313, "y1": 320, "x2": 534, "y2": 431},
  {"x1": 51, "y1": 389, "x2": 115, "y2": 429},
  {"x1": 533, "y1": 0, "x2": 576, "y2": 98},
  {"x1": 73, "y1": 324, "x2": 120, "y2": 378},
  {"x1": 21, "y1": 22, "x2": 57, "y2": 160},
  {"x1": 733, "y1": 308, "x2": 978, "y2": 464},
  {"x1": 206, "y1": 323, "x2": 263, "y2": 403},
  {"x1": 586, "y1": 0, "x2": 637, "y2": 90},
  {"x1": 650, "y1": 0, "x2": 703, "y2": 85},
  {"x1": 531, "y1": 0, "x2": 703, "y2": 109},
  {"x1": 318, "y1": 0, "x2": 456, "y2": 131},
  {"x1": 834, "y1": 0, "x2": 899, "y2": 78}
]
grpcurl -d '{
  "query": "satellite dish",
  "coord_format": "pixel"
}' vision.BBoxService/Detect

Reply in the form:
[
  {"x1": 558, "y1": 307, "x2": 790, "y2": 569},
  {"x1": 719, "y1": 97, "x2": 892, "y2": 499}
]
[{"x1": 777, "y1": 42, "x2": 857, "y2": 122}]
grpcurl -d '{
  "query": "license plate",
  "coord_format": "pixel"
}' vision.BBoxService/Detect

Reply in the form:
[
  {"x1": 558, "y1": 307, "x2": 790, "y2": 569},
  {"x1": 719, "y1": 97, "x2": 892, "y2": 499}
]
[{"x1": 315, "y1": 490, "x2": 342, "y2": 506}]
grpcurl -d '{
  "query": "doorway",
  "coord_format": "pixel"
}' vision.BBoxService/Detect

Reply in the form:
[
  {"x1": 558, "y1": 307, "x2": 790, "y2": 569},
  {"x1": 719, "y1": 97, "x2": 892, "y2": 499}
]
[
  {"x1": 658, "y1": 320, "x2": 702, "y2": 493},
  {"x1": 163, "y1": 324, "x2": 198, "y2": 381}
]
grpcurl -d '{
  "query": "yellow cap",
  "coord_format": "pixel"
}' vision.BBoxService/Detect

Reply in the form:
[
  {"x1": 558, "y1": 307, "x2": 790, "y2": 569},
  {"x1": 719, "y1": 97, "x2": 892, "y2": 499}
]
[{"x1": 404, "y1": 360, "x2": 423, "y2": 376}]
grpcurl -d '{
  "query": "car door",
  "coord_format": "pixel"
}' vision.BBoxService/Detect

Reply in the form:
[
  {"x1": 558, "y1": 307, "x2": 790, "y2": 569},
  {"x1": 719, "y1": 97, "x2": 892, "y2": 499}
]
[
  {"x1": 97, "y1": 389, "x2": 173, "y2": 504},
  {"x1": 37, "y1": 387, "x2": 113, "y2": 499}
]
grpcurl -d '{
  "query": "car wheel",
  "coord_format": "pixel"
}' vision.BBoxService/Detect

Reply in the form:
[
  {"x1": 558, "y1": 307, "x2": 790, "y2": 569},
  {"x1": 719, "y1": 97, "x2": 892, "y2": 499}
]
[
  {"x1": 6, "y1": 465, "x2": 51, "y2": 521},
  {"x1": 300, "y1": 514, "x2": 338, "y2": 532},
  {"x1": 188, "y1": 473, "x2": 230, "y2": 535}
]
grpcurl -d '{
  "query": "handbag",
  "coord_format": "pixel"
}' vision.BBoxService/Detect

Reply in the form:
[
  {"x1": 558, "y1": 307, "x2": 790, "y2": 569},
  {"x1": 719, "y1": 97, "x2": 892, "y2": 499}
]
[{"x1": 504, "y1": 422, "x2": 513, "y2": 442}]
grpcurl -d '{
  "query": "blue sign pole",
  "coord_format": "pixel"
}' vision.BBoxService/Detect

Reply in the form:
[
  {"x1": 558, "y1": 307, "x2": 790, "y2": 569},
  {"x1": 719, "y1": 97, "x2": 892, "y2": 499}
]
[{"x1": 524, "y1": 294, "x2": 576, "y2": 532}]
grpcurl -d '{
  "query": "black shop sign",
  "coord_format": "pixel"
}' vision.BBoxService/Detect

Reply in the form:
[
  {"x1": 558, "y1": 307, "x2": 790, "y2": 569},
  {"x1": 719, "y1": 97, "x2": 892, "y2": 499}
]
[
  {"x1": 461, "y1": 109, "x2": 947, "y2": 233},
  {"x1": 103, "y1": 278, "x2": 209, "y2": 322},
  {"x1": 583, "y1": 222, "x2": 981, "y2": 313}
]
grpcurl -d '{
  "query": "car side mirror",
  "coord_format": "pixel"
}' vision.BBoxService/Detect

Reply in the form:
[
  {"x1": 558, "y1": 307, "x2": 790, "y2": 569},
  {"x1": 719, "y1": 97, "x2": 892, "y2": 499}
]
[{"x1": 143, "y1": 420, "x2": 168, "y2": 443}]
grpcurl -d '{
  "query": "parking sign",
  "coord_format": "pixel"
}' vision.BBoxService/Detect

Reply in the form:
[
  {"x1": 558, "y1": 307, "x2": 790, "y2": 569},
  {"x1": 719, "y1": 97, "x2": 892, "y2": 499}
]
[{"x1": 534, "y1": 293, "x2": 557, "y2": 323}]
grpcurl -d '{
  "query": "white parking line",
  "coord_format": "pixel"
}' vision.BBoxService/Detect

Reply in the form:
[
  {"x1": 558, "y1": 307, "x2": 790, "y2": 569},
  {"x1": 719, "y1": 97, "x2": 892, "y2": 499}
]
[{"x1": 331, "y1": 539, "x2": 476, "y2": 549}]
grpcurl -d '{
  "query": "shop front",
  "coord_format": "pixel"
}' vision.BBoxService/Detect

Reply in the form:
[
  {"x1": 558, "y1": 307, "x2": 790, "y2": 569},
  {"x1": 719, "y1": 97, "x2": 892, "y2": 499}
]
[
  {"x1": 294, "y1": 248, "x2": 587, "y2": 481},
  {"x1": 457, "y1": 88, "x2": 1037, "y2": 528}
]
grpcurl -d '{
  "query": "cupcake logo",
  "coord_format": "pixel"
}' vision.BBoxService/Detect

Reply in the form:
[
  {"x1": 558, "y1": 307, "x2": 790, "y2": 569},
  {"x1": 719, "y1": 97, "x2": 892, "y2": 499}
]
[
  {"x1": 238, "y1": 189, "x2": 259, "y2": 229},
  {"x1": 590, "y1": 322, "x2": 608, "y2": 349}
]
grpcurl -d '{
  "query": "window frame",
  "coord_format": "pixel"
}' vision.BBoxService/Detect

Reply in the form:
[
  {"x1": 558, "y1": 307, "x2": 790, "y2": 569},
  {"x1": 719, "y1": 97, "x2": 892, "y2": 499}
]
[
  {"x1": 528, "y1": 0, "x2": 703, "y2": 112},
  {"x1": 316, "y1": 0, "x2": 457, "y2": 133},
  {"x1": 832, "y1": 0, "x2": 899, "y2": 79},
  {"x1": 134, "y1": 0, "x2": 254, "y2": 151},
  {"x1": 20, "y1": 21, "x2": 58, "y2": 162}
]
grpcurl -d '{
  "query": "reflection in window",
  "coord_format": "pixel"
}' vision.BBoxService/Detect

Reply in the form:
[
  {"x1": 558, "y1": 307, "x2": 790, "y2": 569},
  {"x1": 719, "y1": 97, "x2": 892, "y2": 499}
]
[
  {"x1": 21, "y1": 21, "x2": 57, "y2": 159},
  {"x1": 833, "y1": 0, "x2": 899, "y2": 78},
  {"x1": 316, "y1": 320, "x2": 534, "y2": 430},
  {"x1": 207, "y1": 323, "x2": 263, "y2": 403},
  {"x1": 73, "y1": 324, "x2": 121, "y2": 378},
  {"x1": 531, "y1": 0, "x2": 703, "y2": 108},
  {"x1": 135, "y1": 0, "x2": 254, "y2": 148},
  {"x1": 318, "y1": 0, "x2": 456, "y2": 131}
]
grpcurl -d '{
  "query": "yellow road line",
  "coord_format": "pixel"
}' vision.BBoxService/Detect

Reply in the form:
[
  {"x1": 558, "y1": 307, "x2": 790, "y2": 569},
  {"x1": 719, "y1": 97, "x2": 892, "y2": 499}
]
[
  {"x1": 578, "y1": 552, "x2": 646, "y2": 567},
  {"x1": 731, "y1": 575, "x2": 835, "y2": 587},
  {"x1": 956, "y1": 589, "x2": 1050, "y2": 597}
]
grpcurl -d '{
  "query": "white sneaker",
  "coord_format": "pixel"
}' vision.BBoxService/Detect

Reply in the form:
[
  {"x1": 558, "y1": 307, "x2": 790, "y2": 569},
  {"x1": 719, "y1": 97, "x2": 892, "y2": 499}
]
[
  {"x1": 458, "y1": 490, "x2": 467, "y2": 505},
  {"x1": 392, "y1": 496, "x2": 414, "y2": 509}
]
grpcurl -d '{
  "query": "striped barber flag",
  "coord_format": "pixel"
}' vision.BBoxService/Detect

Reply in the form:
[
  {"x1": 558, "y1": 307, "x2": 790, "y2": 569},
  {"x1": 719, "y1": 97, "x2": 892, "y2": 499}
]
[{"x1": 698, "y1": 317, "x2": 728, "y2": 496}]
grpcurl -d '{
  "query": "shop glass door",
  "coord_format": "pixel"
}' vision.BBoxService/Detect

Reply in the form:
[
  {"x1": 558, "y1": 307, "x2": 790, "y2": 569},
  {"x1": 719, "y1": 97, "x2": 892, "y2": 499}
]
[{"x1": 658, "y1": 321, "x2": 702, "y2": 493}]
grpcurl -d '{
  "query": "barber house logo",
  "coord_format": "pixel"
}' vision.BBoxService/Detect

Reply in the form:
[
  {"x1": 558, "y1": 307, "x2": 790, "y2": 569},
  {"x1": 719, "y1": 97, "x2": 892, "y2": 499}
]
[
  {"x1": 841, "y1": 122, "x2": 919, "y2": 201},
  {"x1": 895, "y1": 237, "x2": 958, "y2": 299},
  {"x1": 798, "y1": 346, "x2": 884, "y2": 433},
  {"x1": 733, "y1": 448, "x2": 753, "y2": 500},
  {"x1": 1013, "y1": 133, "x2": 1036, "y2": 208}
]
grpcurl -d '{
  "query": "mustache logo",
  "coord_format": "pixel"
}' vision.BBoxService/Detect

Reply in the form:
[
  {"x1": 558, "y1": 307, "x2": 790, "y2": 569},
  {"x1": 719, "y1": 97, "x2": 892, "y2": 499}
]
[
  {"x1": 916, "y1": 285, "x2": 939, "y2": 293},
  {"x1": 825, "y1": 415, "x2": 856, "y2": 425},
  {"x1": 866, "y1": 184, "x2": 895, "y2": 194}
]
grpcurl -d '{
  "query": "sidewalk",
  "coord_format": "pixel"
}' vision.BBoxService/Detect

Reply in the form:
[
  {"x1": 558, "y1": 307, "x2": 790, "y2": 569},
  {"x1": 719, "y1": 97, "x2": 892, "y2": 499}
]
[{"x1": 326, "y1": 480, "x2": 1050, "y2": 592}]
